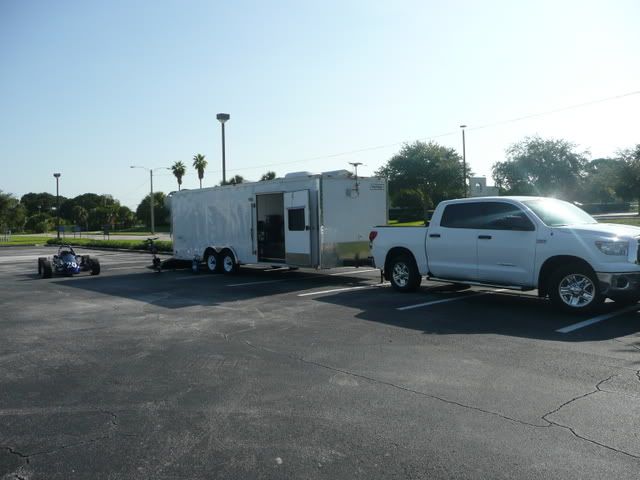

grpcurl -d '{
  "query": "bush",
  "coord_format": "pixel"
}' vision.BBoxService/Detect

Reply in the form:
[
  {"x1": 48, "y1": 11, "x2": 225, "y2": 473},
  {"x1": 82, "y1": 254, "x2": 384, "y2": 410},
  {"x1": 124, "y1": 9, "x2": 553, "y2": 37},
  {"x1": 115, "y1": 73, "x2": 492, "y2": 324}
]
[{"x1": 46, "y1": 238, "x2": 173, "y2": 252}]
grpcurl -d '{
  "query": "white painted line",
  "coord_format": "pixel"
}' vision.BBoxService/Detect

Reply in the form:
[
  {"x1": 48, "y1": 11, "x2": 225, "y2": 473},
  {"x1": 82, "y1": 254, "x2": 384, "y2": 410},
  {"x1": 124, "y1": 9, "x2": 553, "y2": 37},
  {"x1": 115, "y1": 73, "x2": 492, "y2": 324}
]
[
  {"x1": 397, "y1": 289, "x2": 505, "y2": 311},
  {"x1": 330, "y1": 269, "x2": 377, "y2": 276},
  {"x1": 298, "y1": 285, "x2": 372, "y2": 297},
  {"x1": 556, "y1": 305, "x2": 640, "y2": 333}
]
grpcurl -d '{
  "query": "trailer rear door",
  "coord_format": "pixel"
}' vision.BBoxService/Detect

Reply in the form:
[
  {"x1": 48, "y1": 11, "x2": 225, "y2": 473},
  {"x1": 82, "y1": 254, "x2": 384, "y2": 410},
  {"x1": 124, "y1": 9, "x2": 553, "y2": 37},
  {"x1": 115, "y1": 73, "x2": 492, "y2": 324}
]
[{"x1": 284, "y1": 190, "x2": 311, "y2": 266}]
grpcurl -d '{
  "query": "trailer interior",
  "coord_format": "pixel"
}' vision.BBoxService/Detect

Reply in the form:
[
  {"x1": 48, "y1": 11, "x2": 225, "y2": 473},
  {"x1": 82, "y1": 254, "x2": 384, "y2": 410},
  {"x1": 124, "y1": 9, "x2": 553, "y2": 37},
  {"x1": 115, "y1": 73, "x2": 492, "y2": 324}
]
[{"x1": 256, "y1": 193, "x2": 285, "y2": 263}]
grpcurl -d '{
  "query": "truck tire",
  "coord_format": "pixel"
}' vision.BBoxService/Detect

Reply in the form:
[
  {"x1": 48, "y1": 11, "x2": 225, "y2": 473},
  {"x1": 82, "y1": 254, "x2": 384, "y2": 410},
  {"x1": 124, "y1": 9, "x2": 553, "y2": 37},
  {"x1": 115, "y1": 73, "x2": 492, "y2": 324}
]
[
  {"x1": 221, "y1": 250, "x2": 239, "y2": 274},
  {"x1": 40, "y1": 259, "x2": 52, "y2": 279},
  {"x1": 205, "y1": 251, "x2": 221, "y2": 273},
  {"x1": 388, "y1": 253, "x2": 421, "y2": 292},
  {"x1": 90, "y1": 258, "x2": 101, "y2": 275},
  {"x1": 549, "y1": 263, "x2": 603, "y2": 313}
]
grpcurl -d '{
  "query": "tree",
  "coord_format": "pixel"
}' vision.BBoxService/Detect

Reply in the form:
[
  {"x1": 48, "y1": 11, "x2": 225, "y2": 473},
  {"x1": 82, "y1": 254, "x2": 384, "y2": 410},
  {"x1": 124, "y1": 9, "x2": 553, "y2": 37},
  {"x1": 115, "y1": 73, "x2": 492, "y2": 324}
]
[
  {"x1": 260, "y1": 171, "x2": 276, "y2": 181},
  {"x1": 171, "y1": 161, "x2": 187, "y2": 191},
  {"x1": 136, "y1": 192, "x2": 170, "y2": 228},
  {"x1": 492, "y1": 136, "x2": 589, "y2": 199},
  {"x1": 580, "y1": 158, "x2": 623, "y2": 204},
  {"x1": 376, "y1": 141, "x2": 465, "y2": 208},
  {"x1": 613, "y1": 144, "x2": 640, "y2": 213},
  {"x1": 192, "y1": 154, "x2": 208, "y2": 188},
  {"x1": 0, "y1": 191, "x2": 26, "y2": 231},
  {"x1": 71, "y1": 205, "x2": 89, "y2": 230},
  {"x1": 24, "y1": 213, "x2": 52, "y2": 233},
  {"x1": 20, "y1": 192, "x2": 61, "y2": 216},
  {"x1": 221, "y1": 175, "x2": 245, "y2": 186},
  {"x1": 117, "y1": 206, "x2": 136, "y2": 228}
]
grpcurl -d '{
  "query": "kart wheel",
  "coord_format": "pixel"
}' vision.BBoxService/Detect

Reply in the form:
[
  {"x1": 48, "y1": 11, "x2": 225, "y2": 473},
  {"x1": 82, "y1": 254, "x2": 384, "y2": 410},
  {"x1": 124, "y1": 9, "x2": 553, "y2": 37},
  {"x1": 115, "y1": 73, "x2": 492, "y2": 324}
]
[
  {"x1": 90, "y1": 258, "x2": 101, "y2": 275},
  {"x1": 153, "y1": 257, "x2": 162, "y2": 273},
  {"x1": 40, "y1": 259, "x2": 52, "y2": 279}
]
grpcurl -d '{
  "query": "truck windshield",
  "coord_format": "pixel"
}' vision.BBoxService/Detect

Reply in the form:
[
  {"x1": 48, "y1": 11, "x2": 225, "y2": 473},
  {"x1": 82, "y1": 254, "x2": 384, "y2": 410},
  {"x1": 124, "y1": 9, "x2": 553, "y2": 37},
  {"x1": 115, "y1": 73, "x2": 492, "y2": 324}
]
[{"x1": 522, "y1": 199, "x2": 597, "y2": 227}]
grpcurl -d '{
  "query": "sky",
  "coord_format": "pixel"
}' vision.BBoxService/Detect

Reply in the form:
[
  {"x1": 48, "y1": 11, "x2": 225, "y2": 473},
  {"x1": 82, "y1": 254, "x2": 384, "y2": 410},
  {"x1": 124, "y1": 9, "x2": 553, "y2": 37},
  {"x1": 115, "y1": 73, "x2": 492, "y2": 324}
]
[{"x1": 1, "y1": 0, "x2": 639, "y2": 209}]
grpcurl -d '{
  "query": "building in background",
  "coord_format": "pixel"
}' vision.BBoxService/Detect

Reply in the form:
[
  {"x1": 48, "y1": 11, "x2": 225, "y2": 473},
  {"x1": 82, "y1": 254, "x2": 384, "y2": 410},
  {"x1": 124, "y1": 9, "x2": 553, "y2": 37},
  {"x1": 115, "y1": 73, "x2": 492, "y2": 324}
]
[{"x1": 470, "y1": 177, "x2": 499, "y2": 197}]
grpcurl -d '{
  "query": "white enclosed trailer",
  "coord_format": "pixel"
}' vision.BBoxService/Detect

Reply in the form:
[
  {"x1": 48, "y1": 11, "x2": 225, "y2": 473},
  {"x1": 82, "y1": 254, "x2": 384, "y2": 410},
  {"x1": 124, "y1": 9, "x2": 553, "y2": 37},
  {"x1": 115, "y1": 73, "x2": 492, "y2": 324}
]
[{"x1": 168, "y1": 171, "x2": 388, "y2": 273}]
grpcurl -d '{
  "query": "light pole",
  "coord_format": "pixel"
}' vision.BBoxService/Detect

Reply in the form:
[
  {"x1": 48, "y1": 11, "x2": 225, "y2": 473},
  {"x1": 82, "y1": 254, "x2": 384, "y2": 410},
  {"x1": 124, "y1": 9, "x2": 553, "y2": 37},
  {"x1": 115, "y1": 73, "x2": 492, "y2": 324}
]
[
  {"x1": 130, "y1": 166, "x2": 170, "y2": 234},
  {"x1": 460, "y1": 125, "x2": 467, "y2": 197},
  {"x1": 216, "y1": 113, "x2": 230, "y2": 184},
  {"x1": 53, "y1": 173, "x2": 61, "y2": 239}
]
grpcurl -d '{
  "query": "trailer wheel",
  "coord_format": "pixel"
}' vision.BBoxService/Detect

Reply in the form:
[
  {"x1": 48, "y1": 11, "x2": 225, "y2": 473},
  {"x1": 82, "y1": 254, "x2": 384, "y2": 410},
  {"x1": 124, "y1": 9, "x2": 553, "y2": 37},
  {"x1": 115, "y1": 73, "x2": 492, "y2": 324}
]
[
  {"x1": 388, "y1": 253, "x2": 421, "y2": 292},
  {"x1": 205, "y1": 250, "x2": 221, "y2": 273},
  {"x1": 221, "y1": 250, "x2": 239, "y2": 274}
]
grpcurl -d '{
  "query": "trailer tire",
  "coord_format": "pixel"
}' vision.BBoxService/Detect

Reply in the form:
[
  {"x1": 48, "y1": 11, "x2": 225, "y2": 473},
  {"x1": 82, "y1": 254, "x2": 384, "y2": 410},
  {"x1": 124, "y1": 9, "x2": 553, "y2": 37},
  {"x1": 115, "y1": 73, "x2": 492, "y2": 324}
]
[
  {"x1": 221, "y1": 250, "x2": 239, "y2": 274},
  {"x1": 205, "y1": 250, "x2": 222, "y2": 274},
  {"x1": 388, "y1": 253, "x2": 421, "y2": 292}
]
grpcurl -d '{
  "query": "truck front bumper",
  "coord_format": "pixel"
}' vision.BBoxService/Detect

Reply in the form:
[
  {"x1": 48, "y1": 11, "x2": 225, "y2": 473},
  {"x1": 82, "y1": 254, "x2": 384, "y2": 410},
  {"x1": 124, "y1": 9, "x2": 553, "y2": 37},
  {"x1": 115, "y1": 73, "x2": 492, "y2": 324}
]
[{"x1": 597, "y1": 272, "x2": 640, "y2": 299}]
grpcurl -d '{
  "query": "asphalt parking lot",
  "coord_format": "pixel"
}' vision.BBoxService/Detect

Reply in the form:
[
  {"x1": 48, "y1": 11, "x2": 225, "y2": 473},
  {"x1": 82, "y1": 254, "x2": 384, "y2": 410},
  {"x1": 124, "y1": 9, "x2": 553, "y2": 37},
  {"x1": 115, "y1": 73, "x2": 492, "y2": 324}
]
[{"x1": 1, "y1": 246, "x2": 639, "y2": 479}]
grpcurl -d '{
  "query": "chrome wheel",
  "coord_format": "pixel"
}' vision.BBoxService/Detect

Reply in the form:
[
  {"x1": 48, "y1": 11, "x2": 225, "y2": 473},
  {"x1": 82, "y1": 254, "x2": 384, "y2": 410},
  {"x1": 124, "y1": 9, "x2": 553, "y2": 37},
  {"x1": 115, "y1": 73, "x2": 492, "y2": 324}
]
[
  {"x1": 223, "y1": 255, "x2": 235, "y2": 273},
  {"x1": 206, "y1": 254, "x2": 217, "y2": 272},
  {"x1": 558, "y1": 274, "x2": 595, "y2": 308},
  {"x1": 392, "y1": 262, "x2": 410, "y2": 288}
]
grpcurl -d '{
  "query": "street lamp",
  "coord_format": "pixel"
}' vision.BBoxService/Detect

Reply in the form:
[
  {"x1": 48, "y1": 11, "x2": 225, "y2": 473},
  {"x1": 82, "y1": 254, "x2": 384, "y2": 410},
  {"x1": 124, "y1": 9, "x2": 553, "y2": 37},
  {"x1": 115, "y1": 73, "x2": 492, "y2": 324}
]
[
  {"x1": 130, "y1": 166, "x2": 170, "y2": 234},
  {"x1": 53, "y1": 173, "x2": 61, "y2": 239},
  {"x1": 460, "y1": 125, "x2": 467, "y2": 197},
  {"x1": 216, "y1": 113, "x2": 230, "y2": 184}
]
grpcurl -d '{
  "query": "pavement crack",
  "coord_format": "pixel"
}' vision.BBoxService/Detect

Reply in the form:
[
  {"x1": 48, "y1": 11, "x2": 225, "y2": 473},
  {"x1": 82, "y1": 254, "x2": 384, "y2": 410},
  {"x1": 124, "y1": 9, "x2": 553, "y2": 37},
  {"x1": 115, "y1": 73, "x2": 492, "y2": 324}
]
[
  {"x1": 2, "y1": 446, "x2": 30, "y2": 464},
  {"x1": 242, "y1": 340, "x2": 546, "y2": 428},
  {"x1": 541, "y1": 374, "x2": 640, "y2": 460},
  {"x1": 99, "y1": 409, "x2": 118, "y2": 427}
]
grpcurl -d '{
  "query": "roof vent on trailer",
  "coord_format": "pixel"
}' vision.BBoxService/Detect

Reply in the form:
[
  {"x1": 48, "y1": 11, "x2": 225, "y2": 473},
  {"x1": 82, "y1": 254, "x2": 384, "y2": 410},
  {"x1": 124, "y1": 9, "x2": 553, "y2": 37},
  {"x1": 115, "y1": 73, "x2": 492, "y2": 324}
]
[
  {"x1": 284, "y1": 171, "x2": 313, "y2": 178},
  {"x1": 322, "y1": 169, "x2": 351, "y2": 177}
]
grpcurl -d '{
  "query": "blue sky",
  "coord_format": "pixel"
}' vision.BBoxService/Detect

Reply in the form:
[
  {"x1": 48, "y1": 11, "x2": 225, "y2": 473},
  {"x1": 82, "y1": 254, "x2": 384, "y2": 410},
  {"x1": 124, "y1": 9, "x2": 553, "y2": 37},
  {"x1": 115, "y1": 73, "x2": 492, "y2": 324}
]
[{"x1": 1, "y1": 0, "x2": 639, "y2": 208}]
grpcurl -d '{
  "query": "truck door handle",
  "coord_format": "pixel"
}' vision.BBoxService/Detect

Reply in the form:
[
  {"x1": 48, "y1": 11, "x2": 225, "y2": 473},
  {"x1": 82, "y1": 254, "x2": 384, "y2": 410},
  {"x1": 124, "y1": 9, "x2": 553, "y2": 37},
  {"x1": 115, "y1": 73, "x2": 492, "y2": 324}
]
[
  {"x1": 429, "y1": 234, "x2": 440, "y2": 238},
  {"x1": 478, "y1": 235, "x2": 492, "y2": 240}
]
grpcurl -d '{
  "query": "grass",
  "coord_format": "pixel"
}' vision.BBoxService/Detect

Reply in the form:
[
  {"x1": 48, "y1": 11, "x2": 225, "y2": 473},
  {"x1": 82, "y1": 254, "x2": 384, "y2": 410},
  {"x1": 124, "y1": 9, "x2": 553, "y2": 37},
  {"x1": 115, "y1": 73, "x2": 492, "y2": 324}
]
[
  {"x1": 46, "y1": 238, "x2": 173, "y2": 252},
  {"x1": 0, "y1": 235, "x2": 51, "y2": 246},
  {"x1": 387, "y1": 220, "x2": 427, "y2": 227},
  {"x1": 599, "y1": 218, "x2": 640, "y2": 227}
]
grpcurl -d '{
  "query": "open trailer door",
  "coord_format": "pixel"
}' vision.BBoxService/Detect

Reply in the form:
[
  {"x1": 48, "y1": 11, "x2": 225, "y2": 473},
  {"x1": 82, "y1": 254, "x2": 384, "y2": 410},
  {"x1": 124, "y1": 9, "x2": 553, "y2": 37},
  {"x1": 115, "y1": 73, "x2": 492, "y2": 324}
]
[{"x1": 284, "y1": 189, "x2": 311, "y2": 266}]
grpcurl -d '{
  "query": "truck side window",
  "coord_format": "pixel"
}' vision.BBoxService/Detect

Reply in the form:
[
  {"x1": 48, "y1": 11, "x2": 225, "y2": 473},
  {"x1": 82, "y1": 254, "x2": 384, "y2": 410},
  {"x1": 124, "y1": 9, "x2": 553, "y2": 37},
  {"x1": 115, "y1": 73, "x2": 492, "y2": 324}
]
[
  {"x1": 288, "y1": 208, "x2": 306, "y2": 231},
  {"x1": 440, "y1": 203, "x2": 484, "y2": 229},
  {"x1": 482, "y1": 202, "x2": 535, "y2": 231}
]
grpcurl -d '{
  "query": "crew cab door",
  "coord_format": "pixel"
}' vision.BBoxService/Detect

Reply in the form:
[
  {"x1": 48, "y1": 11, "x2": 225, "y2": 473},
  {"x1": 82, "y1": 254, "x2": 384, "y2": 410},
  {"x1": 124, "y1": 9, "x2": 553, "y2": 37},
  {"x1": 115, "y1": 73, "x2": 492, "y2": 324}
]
[
  {"x1": 475, "y1": 202, "x2": 537, "y2": 286},
  {"x1": 284, "y1": 190, "x2": 312, "y2": 266},
  {"x1": 426, "y1": 202, "x2": 482, "y2": 281}
]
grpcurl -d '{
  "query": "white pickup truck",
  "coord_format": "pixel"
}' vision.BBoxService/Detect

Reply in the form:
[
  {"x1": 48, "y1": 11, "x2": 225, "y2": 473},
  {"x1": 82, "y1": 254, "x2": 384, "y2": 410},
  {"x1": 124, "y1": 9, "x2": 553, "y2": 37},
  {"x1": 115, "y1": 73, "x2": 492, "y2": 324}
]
[{"x1": 370, "y1": 196, "x2": 640, "y2": 312}]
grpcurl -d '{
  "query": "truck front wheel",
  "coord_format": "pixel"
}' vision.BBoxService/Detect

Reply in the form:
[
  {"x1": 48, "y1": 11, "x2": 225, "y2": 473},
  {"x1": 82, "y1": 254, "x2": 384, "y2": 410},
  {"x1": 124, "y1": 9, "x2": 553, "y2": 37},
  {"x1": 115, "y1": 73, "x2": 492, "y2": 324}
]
[
  {"x1": 549, "y1": 264, "x2": 603, "y2": 313},
  {"x1": 388, "y1": 254, "x2": 421, "y2": 292}
]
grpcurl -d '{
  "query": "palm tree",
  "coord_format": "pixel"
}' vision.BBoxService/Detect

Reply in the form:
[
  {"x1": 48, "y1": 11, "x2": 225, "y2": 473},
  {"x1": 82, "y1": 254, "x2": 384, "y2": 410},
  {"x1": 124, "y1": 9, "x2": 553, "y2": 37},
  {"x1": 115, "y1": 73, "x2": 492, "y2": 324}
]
[
  {"x1": 260, "y1": 171, "x2": 276, "y2": 181},
  {"x1": 192, "y1": 154, "x2": 208, "y2": 189},
  {"x1": 171, "y1": 161, "x2": 187, "y2": 191}
]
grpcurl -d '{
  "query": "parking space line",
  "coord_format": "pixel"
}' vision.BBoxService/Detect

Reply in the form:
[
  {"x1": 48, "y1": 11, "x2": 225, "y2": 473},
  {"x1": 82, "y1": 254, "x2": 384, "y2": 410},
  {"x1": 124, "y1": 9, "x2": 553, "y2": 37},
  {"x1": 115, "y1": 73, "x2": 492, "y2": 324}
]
[
  {"x1": 330, "y1": 269, "x2": 377, "y2": 276},
  {"x1": 397, "y1": 289, "x2": 506, "y2": 311},
  {"x1": 556, "y1": 305, "x2": 640, "y2": 333},
  {"x1": 298, "y1": 285, "x2": 373, "y2": 297}
]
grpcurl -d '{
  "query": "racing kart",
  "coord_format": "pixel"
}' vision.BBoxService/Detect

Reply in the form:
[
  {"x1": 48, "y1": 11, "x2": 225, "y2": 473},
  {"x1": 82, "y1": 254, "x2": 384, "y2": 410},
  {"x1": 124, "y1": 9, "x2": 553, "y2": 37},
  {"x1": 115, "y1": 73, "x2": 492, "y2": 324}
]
[{"x1": 37, "y1": 245, "x2": 101, "y2": 278}]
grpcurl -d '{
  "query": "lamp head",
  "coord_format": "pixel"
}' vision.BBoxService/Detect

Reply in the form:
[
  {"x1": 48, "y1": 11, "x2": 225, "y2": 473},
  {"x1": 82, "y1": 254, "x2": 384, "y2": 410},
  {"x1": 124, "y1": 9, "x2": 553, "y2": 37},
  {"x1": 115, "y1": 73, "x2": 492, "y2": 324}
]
[
  {"x1": 53, "y1": 173, "x2": 61, "y2": 178},
  {"x1": 460, "y1": 124, "x2": 467, "y2": 129},
  {"x1": 216, "y1": 113, "x2": 230, "y2": 124}
]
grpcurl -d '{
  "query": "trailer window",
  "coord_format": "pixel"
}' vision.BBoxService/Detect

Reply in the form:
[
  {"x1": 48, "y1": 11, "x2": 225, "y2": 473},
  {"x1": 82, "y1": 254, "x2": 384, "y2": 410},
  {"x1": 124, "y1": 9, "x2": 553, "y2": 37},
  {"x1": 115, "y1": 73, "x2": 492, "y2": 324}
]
[{"x1": 288, "y1": 208, "x2": 306, "y2": 231}]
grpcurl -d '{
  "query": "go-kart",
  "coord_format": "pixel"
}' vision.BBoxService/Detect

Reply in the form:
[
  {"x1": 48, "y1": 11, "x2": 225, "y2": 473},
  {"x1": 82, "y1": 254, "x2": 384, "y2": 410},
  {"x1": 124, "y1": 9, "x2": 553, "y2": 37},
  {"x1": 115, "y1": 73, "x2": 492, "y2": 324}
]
[{"x1": 37, "y1": 245, "x2": 101, "y2": 278}]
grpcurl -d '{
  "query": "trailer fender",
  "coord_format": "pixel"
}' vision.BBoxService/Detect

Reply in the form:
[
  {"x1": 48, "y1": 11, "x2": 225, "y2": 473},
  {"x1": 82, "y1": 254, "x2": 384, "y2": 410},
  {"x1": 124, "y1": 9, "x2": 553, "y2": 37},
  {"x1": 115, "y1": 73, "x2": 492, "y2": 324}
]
[{"x1": 221, "y1": 246, "x2": 240, "y2": 265}]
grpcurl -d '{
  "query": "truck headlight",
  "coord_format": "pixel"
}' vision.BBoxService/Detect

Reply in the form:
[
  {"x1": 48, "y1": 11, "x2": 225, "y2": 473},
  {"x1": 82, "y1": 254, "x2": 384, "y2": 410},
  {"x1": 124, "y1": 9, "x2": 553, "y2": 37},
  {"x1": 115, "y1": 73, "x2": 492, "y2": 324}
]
[{"x1": 595, "y1": 241, "x2": 628, "y2": 256}]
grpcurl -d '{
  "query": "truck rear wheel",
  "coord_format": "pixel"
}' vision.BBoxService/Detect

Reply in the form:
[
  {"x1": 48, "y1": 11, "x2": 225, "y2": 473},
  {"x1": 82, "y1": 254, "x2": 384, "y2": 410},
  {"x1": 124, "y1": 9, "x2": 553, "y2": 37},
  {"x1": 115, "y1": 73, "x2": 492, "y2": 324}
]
[
  {"x1": 549, "y1": 263, "x2": 603, "y2": 313},
  {"x1": 388, "y1": 253, "x2": 421, "y2": 292}
]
